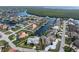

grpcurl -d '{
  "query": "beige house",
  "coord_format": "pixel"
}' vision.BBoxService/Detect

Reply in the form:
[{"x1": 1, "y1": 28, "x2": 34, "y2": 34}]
[
  {"x1": 0, "y1": 24, "x2": 8, "y2": 30},
  {"x1": 32, "y1": 23, "x2": 37, "y2": 30},
  {"x1": 18, "y1": 31, "x2": 28, "y2": 39}
]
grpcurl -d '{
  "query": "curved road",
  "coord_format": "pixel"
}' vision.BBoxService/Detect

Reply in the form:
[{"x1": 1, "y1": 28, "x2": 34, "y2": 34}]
[{"x1": 0, "y1": 31, "x2": 36, "y2": 52}]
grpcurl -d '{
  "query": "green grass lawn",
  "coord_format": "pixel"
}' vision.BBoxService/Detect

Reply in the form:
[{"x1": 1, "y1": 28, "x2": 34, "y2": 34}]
[
  {"x1": 64, "y1": 46, "x2": 75, "y2": 52},
  {"x1": 16, "y1": 42, "x2": 33, "y2": 49},
  {"x1": 65, "y1": 37, "x2": 72, "y2": 45},
  {"x1": 13, "y1": 38, "x2": 33, "y2": 49},
  {"x1": 0, "y1": 40, "x2": 6, "y2": 46},
  {"x1": 12, "y1": 29, "x2": 36, "y2": 49},
  {"x1": 0, "y1": 29, "x2": 8, "y2": 33},
  {"x1": 12, "y1": 26, "x2": 21, "y2": 31},
  {"x1": 8, "y1": 34, "x2": 16, "y2": 41},
  {"x1": 0, "y1": 40, "x2": 11, "y2": 52},
  {"x1": 4, "y1": 31, "x2": 12, "y2": 35}
]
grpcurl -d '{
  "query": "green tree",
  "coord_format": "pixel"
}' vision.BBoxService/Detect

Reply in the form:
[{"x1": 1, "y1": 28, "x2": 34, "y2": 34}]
[{"x1": 64, "y1": 46, "x2": 75, "y2": 52}]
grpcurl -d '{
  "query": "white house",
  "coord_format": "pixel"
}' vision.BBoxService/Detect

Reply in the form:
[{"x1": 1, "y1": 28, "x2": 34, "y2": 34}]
[
  {"x1": 68, "y1": 22, "x2": 75, "y2": 25},
  {"x1": 27, "y1": 36, "x2": 40, "y2": 45},
  {"x1": 52, "y1": 26, "x2": 59, "y2": 34},
  {"x1": 53, "y1": 26, "x2": 59, "y2": 30},
  {"x1": 68, "y1": 18, "x2": 74, "y2": 21},
  {"x1": 0, "y1": 46, "x2": 4, "y2": 52},
  {"x1": 45, "y1": 39, "x2": 58, "y2": 51}
]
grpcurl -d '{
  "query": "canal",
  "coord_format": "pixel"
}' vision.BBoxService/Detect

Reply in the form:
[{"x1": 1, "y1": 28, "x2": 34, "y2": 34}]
[{"x1": 35, "y1": 18, "x2": 56, "y2": 36}]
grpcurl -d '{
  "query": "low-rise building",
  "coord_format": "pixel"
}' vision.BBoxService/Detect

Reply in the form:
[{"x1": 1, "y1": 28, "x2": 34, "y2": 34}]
[
  {"x1": 8, "y1": 48, "x2": 19, "y2": 52},
  {"x1": 73, "y1": 39, "x2": 79, "y2": 48},
  {"x1": 27, "y1": 36, "x2": 40, "y2": 45},
  {"x1": 18, "y1": 31, "x2": 28, "y2": 39},
  {"x1": 0, "y1": 24, "x2": 8, "y2": 30},
  {"x1": 0, "y1": 46, "x2": 4, "y2": 52},
  {"x1": 32, "y1": 23, "x2": 37, "y2": 30},
  {"x1": 68, "y1": 18, "x2": 74, "y2": 21},
  {"x1": 45, "y1": 39, "x2": 58, "y2": 51}
]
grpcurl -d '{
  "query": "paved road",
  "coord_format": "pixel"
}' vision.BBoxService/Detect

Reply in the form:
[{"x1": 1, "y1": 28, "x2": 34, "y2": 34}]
[
  {"x1": 0, "y1": 18, "x2": 49, "y2": 52},
  {"x1": 0, "y1": 20, "x2": 55, "y2": 52},
  {"x1": 0, "y1": 31, "x2": 16, "y2": 48},
  {"x1": 59, "y1": 21, "x2": 66, "y2": 52},
  {"x1": 0, "y1": 31, "x2": 36, "y2": 52},
  {"x1": 8, "y1": 24, "x2": 32, "y2": 36}
]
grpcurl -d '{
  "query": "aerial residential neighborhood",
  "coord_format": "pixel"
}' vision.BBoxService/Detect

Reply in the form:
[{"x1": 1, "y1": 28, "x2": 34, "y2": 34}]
[{"x1": 0, "y1": 6, "x2": 79, "y2": 52}]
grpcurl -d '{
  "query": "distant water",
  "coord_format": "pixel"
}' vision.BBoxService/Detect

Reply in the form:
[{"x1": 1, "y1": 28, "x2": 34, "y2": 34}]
[{"x1": 17, "y1": 12, "x2": 27, "y2": 16}]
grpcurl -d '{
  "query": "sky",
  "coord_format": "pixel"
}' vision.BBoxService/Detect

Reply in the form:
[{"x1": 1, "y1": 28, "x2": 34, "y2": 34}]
[{"x1": 0, "y1": 0, "x2": 79, "y2": 6}]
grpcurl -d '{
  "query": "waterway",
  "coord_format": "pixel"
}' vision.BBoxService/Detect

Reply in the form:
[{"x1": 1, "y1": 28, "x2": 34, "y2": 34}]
[{"x1": 35, "y1": 18, "x2": 56, "y2": 36}]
